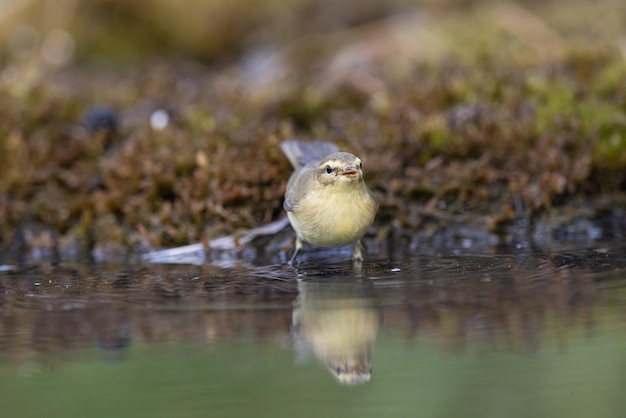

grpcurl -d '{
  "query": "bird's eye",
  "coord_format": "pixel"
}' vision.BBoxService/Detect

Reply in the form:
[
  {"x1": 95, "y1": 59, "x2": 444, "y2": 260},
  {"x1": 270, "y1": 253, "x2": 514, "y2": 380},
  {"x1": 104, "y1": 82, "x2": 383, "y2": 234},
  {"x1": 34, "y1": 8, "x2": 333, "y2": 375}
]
[
  {"x1": 325, "y1": 165, "x2": 333, "y2": 174},
  {"x1": 359, "y1": 162, "x2": 363, "y2": 169}
]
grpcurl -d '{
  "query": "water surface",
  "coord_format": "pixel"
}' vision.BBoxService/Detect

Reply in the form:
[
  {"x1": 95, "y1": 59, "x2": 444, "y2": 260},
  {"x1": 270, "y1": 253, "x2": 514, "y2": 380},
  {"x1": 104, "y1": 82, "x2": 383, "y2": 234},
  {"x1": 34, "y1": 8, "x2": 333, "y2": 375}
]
[{"x1": 1, "y1": 243, "x2": 626, "y2": 418}]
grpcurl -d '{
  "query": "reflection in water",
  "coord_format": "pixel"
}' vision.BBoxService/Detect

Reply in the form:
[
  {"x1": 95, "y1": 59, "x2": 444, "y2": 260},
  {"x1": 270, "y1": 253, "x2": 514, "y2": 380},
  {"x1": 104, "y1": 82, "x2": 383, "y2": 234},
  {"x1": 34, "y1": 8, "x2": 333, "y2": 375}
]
[
  {"x1": 292, "y1": 278, "x2": 380, "y2": 385},
  {"x1": 2, "y1": 247, "x2": 626, "y2": 418},
  {"x1": 0, "y1": 246, "x2": 625, "y2": 375},
  {"x1": 95, "y1": 306, "x2": 132, "y2": 363},
  {"x1": 0, "y1": 264, "x2": 296, "y2": 374}
]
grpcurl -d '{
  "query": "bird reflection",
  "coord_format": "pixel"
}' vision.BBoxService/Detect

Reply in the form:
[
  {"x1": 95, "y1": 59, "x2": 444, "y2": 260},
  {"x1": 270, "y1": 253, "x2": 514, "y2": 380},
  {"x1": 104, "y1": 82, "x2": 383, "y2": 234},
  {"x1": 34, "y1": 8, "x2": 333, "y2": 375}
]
[{"x1": 292, "y1": 277, "x2": 380, "y2": 385}]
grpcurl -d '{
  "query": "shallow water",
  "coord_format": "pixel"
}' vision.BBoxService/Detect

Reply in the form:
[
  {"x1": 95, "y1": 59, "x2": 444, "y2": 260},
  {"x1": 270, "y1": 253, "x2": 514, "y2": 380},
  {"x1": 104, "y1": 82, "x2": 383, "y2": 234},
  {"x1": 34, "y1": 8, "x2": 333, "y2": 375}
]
[{"x1": 1, "y1": 242, "x2": 626, "y2": 418}]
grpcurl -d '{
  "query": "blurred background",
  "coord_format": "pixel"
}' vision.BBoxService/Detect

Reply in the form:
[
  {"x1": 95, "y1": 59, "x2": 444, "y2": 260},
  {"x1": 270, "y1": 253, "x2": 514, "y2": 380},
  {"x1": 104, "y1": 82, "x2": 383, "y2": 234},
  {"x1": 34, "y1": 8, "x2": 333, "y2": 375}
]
[
  {"x1": 1, "y1": 0, "x2": 626, "y2": 261},
  {"x1": 2, "y1": 0, "x2": 625, "y2": 68}
]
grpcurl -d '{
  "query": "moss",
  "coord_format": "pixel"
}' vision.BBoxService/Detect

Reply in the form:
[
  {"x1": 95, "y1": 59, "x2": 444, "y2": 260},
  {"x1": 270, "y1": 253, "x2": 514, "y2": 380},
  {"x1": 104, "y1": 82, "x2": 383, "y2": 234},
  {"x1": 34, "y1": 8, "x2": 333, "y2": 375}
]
[{"x1": 1, "y1": 0, "x2": 626, "y2": 259}]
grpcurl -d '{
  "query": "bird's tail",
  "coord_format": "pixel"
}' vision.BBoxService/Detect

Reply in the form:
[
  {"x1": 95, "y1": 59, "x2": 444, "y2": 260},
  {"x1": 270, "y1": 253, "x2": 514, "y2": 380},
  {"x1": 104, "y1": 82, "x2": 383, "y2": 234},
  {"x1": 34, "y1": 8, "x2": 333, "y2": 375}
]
[{"x1": 280, "y1": 140, "x2": 340, "y2": 169}]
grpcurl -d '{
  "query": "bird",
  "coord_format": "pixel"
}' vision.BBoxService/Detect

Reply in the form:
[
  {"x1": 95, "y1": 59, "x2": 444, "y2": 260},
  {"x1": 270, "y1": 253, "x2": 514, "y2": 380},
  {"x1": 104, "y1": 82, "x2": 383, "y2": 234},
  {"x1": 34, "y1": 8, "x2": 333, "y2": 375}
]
[{"x1": 280, "y1": 140, "x2": 377, "y2": 264}]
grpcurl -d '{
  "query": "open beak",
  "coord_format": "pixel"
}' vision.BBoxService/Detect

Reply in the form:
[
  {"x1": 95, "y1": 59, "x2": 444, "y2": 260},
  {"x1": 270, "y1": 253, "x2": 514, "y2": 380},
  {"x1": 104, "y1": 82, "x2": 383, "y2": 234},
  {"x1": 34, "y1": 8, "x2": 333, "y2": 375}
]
[{"x1": 341, "y1": 165, "x2": 359, "y2": 179}]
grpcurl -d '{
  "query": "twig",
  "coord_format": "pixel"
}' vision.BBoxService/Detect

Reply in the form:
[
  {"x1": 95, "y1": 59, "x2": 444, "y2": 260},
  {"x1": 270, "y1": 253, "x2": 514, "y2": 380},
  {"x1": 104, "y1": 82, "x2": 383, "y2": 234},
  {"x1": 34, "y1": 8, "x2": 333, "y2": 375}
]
[{"x1": 142, "y1": 217, "x2": 290, "y2": 265}]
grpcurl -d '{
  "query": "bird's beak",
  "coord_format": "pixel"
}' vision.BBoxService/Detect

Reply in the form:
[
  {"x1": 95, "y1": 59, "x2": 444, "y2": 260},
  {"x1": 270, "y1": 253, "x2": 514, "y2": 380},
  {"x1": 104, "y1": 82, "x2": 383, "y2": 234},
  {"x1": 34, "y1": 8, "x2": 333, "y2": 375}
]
[{"x1": 341, "y1": 165, "x2": 359, "y2": 179}]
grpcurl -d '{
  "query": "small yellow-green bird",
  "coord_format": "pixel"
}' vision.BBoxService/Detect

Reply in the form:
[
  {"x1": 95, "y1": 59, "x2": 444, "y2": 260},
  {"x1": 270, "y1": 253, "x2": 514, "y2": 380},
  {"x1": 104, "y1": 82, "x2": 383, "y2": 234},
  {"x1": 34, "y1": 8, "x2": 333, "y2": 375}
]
[{"x1": 281, "y1": 140, "x2": 377, "y2": 264}]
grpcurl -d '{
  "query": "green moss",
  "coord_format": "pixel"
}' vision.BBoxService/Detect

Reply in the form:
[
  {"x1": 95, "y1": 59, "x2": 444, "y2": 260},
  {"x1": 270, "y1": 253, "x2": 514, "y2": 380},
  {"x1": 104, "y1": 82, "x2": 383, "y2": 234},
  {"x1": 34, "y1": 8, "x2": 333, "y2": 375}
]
[{"x1": 595, "y1": 122, "x2": 626, "y2": 171}]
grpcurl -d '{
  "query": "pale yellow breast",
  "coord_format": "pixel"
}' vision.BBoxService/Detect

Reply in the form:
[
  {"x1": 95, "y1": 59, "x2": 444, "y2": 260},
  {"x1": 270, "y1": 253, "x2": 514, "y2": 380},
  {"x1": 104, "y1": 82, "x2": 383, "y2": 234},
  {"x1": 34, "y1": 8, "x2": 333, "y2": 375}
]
[{"x1": 289, "y1": 183, "x2": 376, "y2": 248}]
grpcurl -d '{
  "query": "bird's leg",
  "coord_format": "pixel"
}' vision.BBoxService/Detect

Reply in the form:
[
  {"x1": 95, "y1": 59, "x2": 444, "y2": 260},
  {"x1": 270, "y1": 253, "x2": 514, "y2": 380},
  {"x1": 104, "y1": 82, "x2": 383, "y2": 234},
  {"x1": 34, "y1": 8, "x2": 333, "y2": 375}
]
[
  {"x1": 288, "y1": 236, "x2": 304, "y2": 266},
  {"x1": 352, "y1": 241, "x2": 364, "y2": 261}
]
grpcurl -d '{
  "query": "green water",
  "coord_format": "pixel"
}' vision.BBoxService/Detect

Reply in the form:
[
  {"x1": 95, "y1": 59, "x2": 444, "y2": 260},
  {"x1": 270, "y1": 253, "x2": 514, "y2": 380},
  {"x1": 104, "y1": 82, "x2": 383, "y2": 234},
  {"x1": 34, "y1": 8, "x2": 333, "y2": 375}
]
[{"x1": 1, "y1": 332, "x2": 625, "y2": 418}]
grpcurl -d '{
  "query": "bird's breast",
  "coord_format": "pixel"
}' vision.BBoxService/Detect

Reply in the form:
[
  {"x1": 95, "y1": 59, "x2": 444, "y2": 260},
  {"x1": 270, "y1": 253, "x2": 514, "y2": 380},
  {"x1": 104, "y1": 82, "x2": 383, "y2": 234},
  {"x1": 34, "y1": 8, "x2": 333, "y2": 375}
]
[{"x1": 289, "y1": 184, "x2": 376, "y2": 248}]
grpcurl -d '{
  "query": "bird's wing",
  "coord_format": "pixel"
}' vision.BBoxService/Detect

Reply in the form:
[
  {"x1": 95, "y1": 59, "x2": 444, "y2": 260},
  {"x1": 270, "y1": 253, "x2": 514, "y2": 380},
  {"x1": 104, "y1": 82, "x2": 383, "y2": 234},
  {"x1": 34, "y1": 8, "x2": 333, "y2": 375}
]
[{"x1": 280, "y1": 140, "x2": 340, "y2": 169}]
